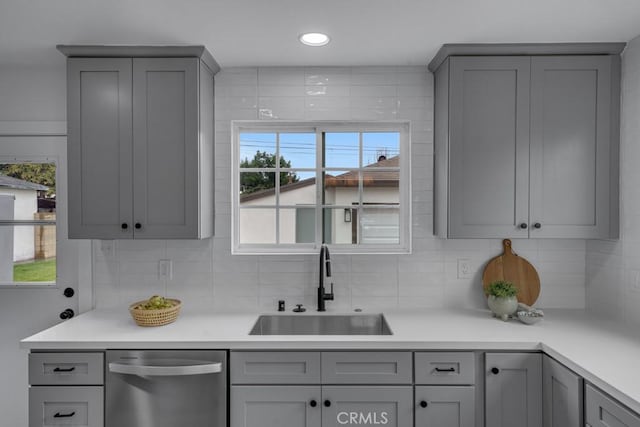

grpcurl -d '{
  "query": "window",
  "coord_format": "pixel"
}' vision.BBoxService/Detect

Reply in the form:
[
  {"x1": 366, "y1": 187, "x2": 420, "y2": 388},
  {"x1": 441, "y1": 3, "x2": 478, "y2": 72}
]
[
  {"x1": 0, "y1": 137, "x2": 66, "y2": 286},
  {"x1": 233, "y1": 122, "x2": 410, "y2": 254}
]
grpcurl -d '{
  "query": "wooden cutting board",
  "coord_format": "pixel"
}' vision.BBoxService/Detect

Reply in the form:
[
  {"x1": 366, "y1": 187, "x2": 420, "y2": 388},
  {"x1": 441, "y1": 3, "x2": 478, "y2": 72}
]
[{"x1": 482, "y1": 239, "x2": 540, "y2": 306}]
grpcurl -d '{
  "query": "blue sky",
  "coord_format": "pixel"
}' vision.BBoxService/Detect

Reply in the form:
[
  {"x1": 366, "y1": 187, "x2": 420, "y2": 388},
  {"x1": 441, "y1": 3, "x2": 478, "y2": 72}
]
[{"x1": 239, "y1": 131, "x2": 399, "y2": 171}]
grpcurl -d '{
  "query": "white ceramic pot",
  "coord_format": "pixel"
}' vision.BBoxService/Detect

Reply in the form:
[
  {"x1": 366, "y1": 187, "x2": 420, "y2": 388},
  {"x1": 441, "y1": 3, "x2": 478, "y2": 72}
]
[{"x1": 487, "y1": 295, "x2": 518, "y2": 321}]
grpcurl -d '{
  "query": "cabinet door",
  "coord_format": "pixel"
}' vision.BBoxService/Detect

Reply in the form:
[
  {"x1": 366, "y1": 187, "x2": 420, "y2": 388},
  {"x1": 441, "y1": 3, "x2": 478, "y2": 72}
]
[
  {"x1": 231, "y1": 386, "x2": 321, "y2": 427},
  {"x1": 543, "y1": 355, "x2": 582, "y2": 427},
  {"x1": 321, "y1": 386, "x2": 413, "y2": 427},
  {"x1": 485, "y1": 353, "x2": 542, "y2": 427},
  {"x1": 67, "y1": 58, "x2": 133, "y2": 239},
  {"x1": 448, "y1": 57, "x2": 531, "y2": 238},
  {"x1": 530, "y1": 56, "x2": 613, "y2": 238},
  {"x1": 585, "y1": 384, "x2": 640, "y2": 427},
  {"x1": 132, "y1": 58, "x2": 200, "y2": 238},
  {"x1": 415, "y1": 386, "x2": 475, "y2": 427}
]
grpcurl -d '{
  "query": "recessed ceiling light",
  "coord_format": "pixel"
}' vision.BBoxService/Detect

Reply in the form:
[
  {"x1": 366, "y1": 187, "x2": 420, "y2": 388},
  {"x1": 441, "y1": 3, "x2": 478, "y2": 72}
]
[{"x1": 299, "y1": 32, "x2": 330, "y2": 47}]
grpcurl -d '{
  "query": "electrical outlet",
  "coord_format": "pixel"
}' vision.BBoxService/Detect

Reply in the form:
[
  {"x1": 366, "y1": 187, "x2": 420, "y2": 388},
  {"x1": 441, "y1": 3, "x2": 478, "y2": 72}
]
[
  {"x1": 100, "y1": 240, "x2": 115, "y2": 258},
  {"x1": 158, "y1": 259, "x2": 173, "y2": 280},
  {"x1": 457, "y1": 258, "x2": 472, "y2": 279},
  {"x1": 632, "y1": 270, "x2": 640, "y2": 292}
]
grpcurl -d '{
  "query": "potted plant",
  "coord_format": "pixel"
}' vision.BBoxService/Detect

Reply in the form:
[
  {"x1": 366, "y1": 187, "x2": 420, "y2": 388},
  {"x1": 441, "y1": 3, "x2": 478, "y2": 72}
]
[{"x1": 485, "y1": 280, "x2": 518, "y2": 321}]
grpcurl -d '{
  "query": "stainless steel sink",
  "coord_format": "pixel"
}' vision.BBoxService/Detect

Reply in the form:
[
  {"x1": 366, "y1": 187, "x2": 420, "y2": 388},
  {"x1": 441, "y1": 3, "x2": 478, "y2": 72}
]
[{"x1": 249, "y1": 314, "x2": 392, "y2": 335}]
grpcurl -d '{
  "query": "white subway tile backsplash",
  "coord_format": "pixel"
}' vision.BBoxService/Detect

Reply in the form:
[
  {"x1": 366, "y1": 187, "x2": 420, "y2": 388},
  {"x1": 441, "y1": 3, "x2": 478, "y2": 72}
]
[
  {"x1": 350, "y1": 85, "x2": 397, "y2": 97},
  {"x1": 305, "y1": 85, "x2": 350, "y2": 97},
  {"x1": 92, "y1": 65, "x2": 589, "y2": 313}
]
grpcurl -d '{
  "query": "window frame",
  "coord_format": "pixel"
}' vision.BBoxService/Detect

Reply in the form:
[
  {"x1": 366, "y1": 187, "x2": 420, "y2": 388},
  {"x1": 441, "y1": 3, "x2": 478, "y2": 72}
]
[
  {"x1": 232, "y1": 121, "x2": 411, "y2": 255},
  {"x1": 0, "y1": 136, "x2": 68, "y2": 288}
]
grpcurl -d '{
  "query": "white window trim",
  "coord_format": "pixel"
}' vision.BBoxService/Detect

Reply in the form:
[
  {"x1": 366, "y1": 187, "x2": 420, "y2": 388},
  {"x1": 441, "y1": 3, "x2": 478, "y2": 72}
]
[
  {"x1": 232, "y1": 120, "x2": 412, "y2": 255},
  {"x1": 0, "y1": 136, "x2": 70, "y2": 288}
]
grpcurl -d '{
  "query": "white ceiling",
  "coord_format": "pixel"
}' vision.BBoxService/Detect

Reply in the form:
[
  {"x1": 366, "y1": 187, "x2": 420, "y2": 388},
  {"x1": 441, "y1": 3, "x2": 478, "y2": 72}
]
[{"x1": 2, "y1": 0, "x2": 640, "y2": 68}]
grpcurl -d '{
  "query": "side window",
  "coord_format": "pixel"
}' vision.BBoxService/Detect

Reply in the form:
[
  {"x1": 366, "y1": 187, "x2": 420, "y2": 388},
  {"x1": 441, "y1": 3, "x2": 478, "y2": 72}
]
[
  {"x1": 0, "y1": 162, "x2": 56, "y2": 283},
  {"x1": 233, "y1": 122, "x2": 410, "y2": 254},
  {"x1": 0, "y1": 137, "x2": 64, "y2": 285}
]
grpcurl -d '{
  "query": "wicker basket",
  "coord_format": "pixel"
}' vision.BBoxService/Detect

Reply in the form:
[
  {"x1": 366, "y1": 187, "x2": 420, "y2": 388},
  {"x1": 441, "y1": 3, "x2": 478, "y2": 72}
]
[{"x1": 129, "y1": 299, "x2": 182, "y2": 327}]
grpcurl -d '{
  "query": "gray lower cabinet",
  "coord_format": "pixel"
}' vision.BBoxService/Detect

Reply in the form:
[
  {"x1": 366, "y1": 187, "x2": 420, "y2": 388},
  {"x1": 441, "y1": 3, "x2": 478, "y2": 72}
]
[
  {"x1": 231, "y1": 386, "x2": 321, "y2": 427},
  {"x1": 542, "y1": 355, "x2": 583, "y2": 427},
  {"x1": 433, "y1": 49, "x2": 620, "y2": 239},
  {"x1": 28, "y1": 352, "x2": 104, "y2": 427},
  {"x1": 63, "y1": 46, "x2": 216, "y2": 239},
  {"x1": 585, "y1": 384, "x2": 640, "y2": 427},
  {"x1": 415, "y1": 386, "x2": 475, "y2": 427},
  {"x1": 231, "y1": 386, "x2": 412, "y2": 427},
  {"x1": 29, "y1": 386, "x2": 103, "y2": 427},
  {"x1": 323, "y1": 386, "x2": 412, "y2": 427},
  {"x1": 230, "y1": 351, "x2": 413, "y2": 427},
  {"x1": 485, "y1": 352, "x2": 542, "y2": 427}
]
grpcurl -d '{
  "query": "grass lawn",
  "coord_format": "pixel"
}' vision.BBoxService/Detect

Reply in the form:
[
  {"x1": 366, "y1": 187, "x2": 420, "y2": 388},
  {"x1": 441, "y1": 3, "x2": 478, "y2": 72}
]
[{"x1": 13, "y1": 258, "x2": 56, "y2": 282}]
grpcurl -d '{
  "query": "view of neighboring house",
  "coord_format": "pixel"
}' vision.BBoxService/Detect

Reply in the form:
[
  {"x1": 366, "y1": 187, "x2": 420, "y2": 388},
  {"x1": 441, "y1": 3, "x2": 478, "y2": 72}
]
[
  {"x1": 240, "y1": 156, "x2": 400, "y2": 244},
  {"x1": 0, "y1": 174, "x2": 53, "y2": 281}
]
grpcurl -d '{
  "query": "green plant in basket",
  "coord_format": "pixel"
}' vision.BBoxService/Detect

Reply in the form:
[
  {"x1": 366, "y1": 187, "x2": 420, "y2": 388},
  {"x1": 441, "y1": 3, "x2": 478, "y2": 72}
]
[{"x1": 485, "y1": 280, "x2": 518, "y2": 321}]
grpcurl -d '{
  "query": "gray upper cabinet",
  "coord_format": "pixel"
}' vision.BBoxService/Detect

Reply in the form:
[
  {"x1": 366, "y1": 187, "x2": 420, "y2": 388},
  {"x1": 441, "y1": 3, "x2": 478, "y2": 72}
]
[
  {"x1": 62, "y1": 46, "x2": 218, "y2": 239},
  {"x1": 446, "y1": 56, "x2": 531, "y2": 239},
  {"x1": 432, "y1": 44, "x2": 622, "y2": 239},
  {"x1": 529, "y1": 56, "x2": 616, "y2": 238}
]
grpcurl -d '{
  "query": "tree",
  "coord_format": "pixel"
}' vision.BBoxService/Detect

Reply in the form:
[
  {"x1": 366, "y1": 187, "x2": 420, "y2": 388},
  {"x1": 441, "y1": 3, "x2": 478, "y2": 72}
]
[
  {"x1": 240, "y1": 151, "x2": 298, "y2": 194},
  {"x1": 0, "y1": 163, "x2": 56, "y2": 197}
]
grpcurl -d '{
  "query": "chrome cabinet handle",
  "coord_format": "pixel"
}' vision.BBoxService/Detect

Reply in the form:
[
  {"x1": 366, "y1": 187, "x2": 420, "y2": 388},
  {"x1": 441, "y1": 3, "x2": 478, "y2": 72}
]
[{"x1": 109, "y1": 359, "x2": 222, "y2": 376}]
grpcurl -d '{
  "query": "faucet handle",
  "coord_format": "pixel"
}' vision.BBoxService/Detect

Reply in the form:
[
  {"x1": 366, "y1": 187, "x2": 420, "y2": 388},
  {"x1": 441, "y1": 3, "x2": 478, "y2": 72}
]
[{"x1": 327, "y1": 283, "x2": 334, "y2": 300}]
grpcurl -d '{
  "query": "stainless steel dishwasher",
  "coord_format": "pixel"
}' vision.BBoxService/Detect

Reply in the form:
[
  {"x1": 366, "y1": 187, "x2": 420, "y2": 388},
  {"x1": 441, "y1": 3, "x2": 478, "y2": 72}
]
[{"x1": 106, "y1": 350, "x2": 227, "y2": 427}]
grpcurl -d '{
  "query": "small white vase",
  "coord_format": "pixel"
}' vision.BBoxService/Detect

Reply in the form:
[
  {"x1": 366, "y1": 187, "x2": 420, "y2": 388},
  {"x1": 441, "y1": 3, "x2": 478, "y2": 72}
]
[{"x1": 487, "y1": 295, "x2": 518, "y2": 321}]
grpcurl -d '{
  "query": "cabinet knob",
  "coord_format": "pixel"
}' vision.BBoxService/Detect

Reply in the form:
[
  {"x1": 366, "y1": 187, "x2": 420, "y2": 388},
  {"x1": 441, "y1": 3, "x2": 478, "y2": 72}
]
[
  {"x1": 135, "y1": 223, "x2": 142, "y2": 230},
  {"x1": 121, "y1": 223, "x2": 128, "y2": 230},
  {"x1": 324, "y1": 400, "x2": 331, "y2": 407},
  {"x1": 59, "y1": 309, "x2": 75, "y2": 320},
  {"x1": 419, "y1": 401, "x2": 428, "y2": 408},
  {"x1": 491, "y1": 367, "x2": 500, "y2": 375},
  {"x1": 309, "y1": 400, "x2": 317, "y2": 407},
  {"x1": 519, "y1": 223, "x2": 528, "y2": 229},
  {"x1": 533, "y1": 222, "x2": 542, "y2": 229},
  {"x1": 63, "y1": 287, "x2": 75, "y2": 298}
]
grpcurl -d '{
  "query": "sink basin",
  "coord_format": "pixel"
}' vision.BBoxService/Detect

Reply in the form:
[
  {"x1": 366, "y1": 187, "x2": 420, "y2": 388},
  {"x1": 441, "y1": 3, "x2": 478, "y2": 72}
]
[{"x1": 249, "y1": 314, "x2": 393, "y2": 335}]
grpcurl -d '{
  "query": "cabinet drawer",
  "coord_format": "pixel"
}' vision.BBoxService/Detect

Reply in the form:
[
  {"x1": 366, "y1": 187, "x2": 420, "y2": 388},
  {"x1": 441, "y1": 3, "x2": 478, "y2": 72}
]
[
  {"x1": 29, "y1": 353, "x2": 104, "y2": 385},
  {"x1": 414, "y1": 352, "x2": 475, "y2": 385},
  {"x1": 231, "y1": 352, "x2": 321, "y2": 384},
  {"x1": 29, "y1": 386, "x2": 103, "y2": 427},
  {"x1": 321, "y1": 352, "x2": 412, "y2": 384}
]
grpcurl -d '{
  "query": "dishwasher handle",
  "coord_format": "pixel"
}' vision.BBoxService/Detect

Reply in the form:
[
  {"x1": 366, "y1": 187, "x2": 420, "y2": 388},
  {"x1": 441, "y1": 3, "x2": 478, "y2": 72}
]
[{"x1": 109, "y1": 359, "x2": 222, "y2": 376}]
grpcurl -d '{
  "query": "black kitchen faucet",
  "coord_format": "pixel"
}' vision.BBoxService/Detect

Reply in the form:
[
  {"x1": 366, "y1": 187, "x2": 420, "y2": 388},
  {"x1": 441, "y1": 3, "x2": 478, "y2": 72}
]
[{"x1": 317, "y1": 244, "x2": 334, "y2": 311}]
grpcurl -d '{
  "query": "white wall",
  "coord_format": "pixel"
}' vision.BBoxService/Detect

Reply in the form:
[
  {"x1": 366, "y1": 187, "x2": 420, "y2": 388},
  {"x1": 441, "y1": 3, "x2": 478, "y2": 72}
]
[
  {"x1": 586, "y1": 35, "x2": 640, "y2": 325},
  {"x1": 92, "y1": 66, "x2": 588, "y2": 312}
]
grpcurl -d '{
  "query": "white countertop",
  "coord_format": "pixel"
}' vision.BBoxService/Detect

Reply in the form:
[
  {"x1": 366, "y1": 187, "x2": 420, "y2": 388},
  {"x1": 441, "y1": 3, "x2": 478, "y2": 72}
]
[{"x1": 20, "y1": 307, "x2": 640, "y2": 414}]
